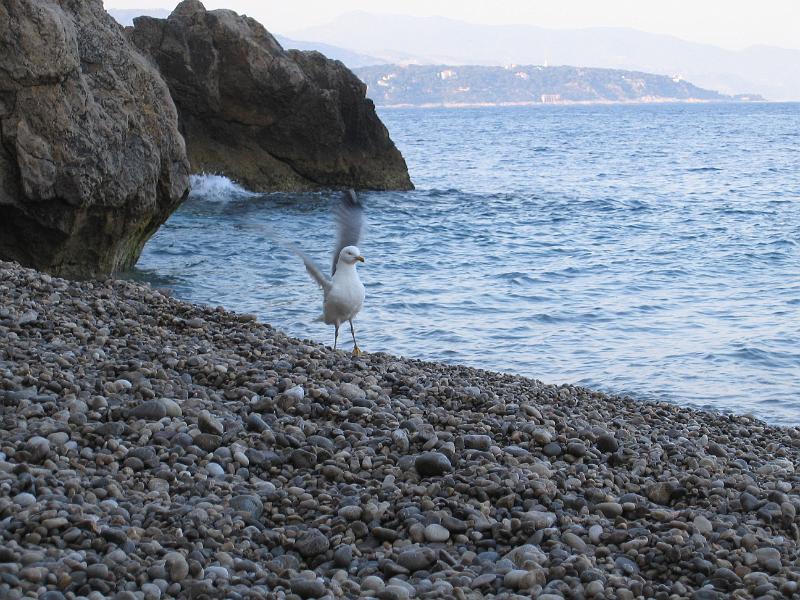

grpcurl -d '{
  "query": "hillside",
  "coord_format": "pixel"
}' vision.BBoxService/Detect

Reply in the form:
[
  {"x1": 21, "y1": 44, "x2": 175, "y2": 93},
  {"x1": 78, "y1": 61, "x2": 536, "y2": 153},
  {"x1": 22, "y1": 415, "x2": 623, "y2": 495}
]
[
  {"x1": 355, "y1": 64, "x2": 758, "y2": 107},
  {"x1": 295, "y1": 13, "x2": 799, "y2": 100},
  {"x1": 273, "y1": 35, "x2": 387, "y2": 69}
]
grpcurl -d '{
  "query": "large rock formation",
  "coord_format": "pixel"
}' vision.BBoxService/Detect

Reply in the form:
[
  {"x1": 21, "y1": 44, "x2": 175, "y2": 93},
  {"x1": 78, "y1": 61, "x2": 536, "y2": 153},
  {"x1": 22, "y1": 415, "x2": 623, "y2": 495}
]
[
  {"x1": 130, "y1": 1, "x2": 413, "y2": 192},
  {"x1": 0, "y1": 0, "x2": 190, "y2": 278}
]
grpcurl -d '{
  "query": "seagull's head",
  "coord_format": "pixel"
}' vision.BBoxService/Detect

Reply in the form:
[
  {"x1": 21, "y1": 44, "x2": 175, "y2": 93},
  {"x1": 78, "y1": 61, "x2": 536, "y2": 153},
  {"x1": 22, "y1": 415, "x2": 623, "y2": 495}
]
[{"x1": 339, "y1": 245, "x2": 365, "y2": 266}]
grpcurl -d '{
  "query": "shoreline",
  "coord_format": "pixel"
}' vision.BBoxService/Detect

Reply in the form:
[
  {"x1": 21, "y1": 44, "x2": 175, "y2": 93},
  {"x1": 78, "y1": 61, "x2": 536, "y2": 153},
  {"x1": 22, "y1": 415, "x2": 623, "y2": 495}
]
[
  {"x1": 1, "y1": 259, "x2": 799, "y2": 599},
  {"x1": 374, "y1": 99, "x2": 777, "y2": 109}
]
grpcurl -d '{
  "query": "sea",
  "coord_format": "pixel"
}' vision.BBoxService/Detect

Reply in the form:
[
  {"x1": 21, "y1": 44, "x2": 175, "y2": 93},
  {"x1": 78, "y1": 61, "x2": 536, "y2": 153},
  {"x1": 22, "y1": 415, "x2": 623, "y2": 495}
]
[{"x1": 134, "y1": 102, "x2": 800, "y2": 426}]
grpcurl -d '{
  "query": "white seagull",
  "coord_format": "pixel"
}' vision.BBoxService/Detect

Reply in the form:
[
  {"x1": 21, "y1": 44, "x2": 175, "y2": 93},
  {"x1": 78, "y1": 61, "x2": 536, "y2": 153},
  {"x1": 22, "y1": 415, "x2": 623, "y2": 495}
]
[{"x1": 287, "y1": 190, "x2": 366, "y2": 354}]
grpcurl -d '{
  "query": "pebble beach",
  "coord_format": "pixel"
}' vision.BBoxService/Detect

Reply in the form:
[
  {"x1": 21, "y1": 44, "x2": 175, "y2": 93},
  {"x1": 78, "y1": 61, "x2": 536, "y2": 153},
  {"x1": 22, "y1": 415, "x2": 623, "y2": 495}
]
[{"x1": 1, "y1": 259, "x2": 799, "y2": 600}]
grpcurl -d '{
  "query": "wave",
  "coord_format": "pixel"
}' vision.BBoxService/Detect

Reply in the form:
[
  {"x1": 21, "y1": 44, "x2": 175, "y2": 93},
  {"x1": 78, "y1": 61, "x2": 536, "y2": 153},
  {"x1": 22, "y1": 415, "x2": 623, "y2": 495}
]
[
  {"x1": 726, "y1": 346, "x2": 800, "y2": 370},
  {"x1": 189, "y1": 174, "x2": 259, "y2": 201}
]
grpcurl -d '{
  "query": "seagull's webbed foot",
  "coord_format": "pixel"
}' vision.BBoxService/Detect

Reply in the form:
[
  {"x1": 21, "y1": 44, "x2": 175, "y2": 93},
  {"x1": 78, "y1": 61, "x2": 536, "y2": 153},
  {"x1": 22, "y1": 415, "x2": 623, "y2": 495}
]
[{"x1": 348, "y1": 319, "x2": 362, "y2": 356}]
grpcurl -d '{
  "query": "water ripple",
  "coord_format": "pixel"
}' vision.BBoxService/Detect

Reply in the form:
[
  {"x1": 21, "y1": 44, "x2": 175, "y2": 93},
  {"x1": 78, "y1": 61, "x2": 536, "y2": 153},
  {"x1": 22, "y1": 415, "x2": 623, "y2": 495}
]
[{"x1": 136, "y1": 102, "x2": 800, "y2": 425}]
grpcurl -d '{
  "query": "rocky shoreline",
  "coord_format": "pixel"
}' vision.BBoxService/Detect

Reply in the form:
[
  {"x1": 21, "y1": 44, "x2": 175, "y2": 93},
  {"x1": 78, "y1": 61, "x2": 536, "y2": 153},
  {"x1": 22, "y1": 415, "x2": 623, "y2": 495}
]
[
  {"x1": 1, "y1": 259, "x2": 798, "y2": 600},
  {"x1": 1, "y1": 0, "x2": 411, "y2": 279}
]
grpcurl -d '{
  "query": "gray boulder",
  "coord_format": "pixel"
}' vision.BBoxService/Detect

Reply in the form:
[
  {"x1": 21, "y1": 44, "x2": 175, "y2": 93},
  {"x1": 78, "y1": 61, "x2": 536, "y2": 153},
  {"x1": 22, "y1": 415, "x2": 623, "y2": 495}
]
[
  {"x1": 130, "y1": 0, "x2": 412, "y2": 192},
  {"x1": 0, "y1": 0, "x2": 190, "y2": 278}
]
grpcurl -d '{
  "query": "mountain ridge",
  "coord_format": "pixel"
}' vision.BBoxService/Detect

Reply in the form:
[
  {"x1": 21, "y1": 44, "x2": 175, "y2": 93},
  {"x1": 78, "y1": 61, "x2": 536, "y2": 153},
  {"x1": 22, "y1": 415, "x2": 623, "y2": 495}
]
[
  {"x1": 354, "y1": 64, "x2": 762, "y2": 108},
  {"x1": 292, "y1": 12, "x2": 800, "y2": 100}
]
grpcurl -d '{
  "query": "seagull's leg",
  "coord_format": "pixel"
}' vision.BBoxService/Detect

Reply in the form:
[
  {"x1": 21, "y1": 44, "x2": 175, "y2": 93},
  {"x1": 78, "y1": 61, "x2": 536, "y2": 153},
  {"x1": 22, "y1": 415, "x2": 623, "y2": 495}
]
[
  {"x1": 334, "y1": 324, "x2": 339, "y2": 350},
  {"x1": 349, "y1": 319, "x2": 362, "y2": 356}
]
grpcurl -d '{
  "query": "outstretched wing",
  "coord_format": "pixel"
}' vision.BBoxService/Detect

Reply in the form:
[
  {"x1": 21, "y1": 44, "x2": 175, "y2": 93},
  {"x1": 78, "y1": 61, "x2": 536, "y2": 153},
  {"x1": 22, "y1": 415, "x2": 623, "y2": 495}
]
[
  {"x1": 331, "y1": 189, "x2": 364, "y2": 275},
  {"x1": 280, "y1": 241, "x2": 331, "y2": 294},
  {"x1": 296, "y1": 248, "x2": 332, "y2": 294}
]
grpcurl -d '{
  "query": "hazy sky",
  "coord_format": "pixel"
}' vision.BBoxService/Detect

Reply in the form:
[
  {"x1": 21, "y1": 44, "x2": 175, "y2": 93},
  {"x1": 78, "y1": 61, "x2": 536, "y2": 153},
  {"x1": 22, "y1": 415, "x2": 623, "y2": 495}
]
[{"x1": 104, "y1": 0, "x2": 800, "y2": 50}]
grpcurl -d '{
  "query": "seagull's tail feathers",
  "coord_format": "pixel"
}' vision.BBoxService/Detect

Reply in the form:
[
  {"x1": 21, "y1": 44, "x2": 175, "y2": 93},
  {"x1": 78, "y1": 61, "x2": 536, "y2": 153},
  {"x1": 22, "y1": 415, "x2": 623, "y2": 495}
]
[{"x1": 313, "y1": 313, "x2": 326, "y2": 323}]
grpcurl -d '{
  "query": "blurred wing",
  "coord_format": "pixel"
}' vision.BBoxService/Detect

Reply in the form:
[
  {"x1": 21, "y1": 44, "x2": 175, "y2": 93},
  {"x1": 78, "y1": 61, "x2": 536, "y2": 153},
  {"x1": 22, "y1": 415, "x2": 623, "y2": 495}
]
[
  {"x1": 331, "y1": 189, "x2": 364, "y2": 275},
  {"x1": 296, "y1": 248, "x2": 332, "y2": 293},
  {"x1": 273, "y1": 239, "x2": 331, "y2": 294}
]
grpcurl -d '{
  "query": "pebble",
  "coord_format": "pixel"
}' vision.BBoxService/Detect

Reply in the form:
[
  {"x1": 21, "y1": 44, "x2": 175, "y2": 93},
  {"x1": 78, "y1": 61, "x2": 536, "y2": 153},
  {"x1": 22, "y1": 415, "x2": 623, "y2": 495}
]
[
  {"x1": 43, "y1": 517, "x2": 68, "y2": 529},
  {"x1": 13, "y1": 492, "x2": 36, "y2": 507},
  {"x1": 206, "y1": 462, "x2": 225, "y2": 477},
  {"x1": 397, "y1": 547, "x2": 436, "y2": 572},
  {"x1": 615, "y1": 556, "x2": 639, "y2": 575},
  {"x1": 424, "y1": 523, "x2": 450, "y2": 542},
  {"x1": 566, "y1": 441, "x2": 587, "y2": 457},
  {"x1": 362, "y1": 575, "x2": 385, "y2": 592},
  {"x1": 285, "y1": 385, "x2": 305, "y2": 401},
  {"x1": 27, "y1": 436, "x2": 50, "y2": 459},
  {"x1": 141, "y1": 583, "x2": 162, "y2": 600},
  {"x1": 596, "y1": 432, "x2": 619, "y2": 452},
  {"x1": 164, "y1": 552, "x2": 189, "y2": 581},
  {"x1": 588, "y1": 524, "x2": 603, "y2": 543},
  {"x1": 694, "y1": 515, "x2": 713, "y2": 534},
  {"x1": 463, "y1": 434, "x2": 492, "y2": 450},
  {"x1": 198, "y1": 410, "x2": 224, "y2": 435},
  {"x1": 740, "y1": 491, "x2": 760, "y2": 511},
  {"x1": 379, "y1": 584, "x2": 411, "y2": 600},
  {"x1": 193, "y1": 433, "x2": 222, "y2": 452},
  {"x1": 596, "y1": 502, "x2": 623, "y2": 518},
  {"x1": 87, "y1": 564, "x2": 109, "y2": 579},
  {"x1": 755, "y1": 548, "x2": 782, "y2": 573},
  {"x1": 246, "y1": 412, "x2": 269, "y2": 432},
  {"x1": 414, "y1": 452, "x2": 452, "y2": 476},
  {"x1": 333, "y1": 545, "x2": 352, "y2": 567},
  {"x1": 295, "y1": 529, "x2": 330, "y2": 558},
  {"x1": 562, "y1": 531, "x2": 587, "y2": 552},
  {"x1": 542, "y1": 442, "x2": 562, "y2": 456},
  {"x1": 130, "y1": 400, "x2": 166, "y2": 420},
  {"x1": 585, "y1": 580, "x2": 605, "y2": 596},
  {"x1": 230, "y1": 494, "x2": 262, "y2": 519},
  {"x1": 338, "y1": 505, "x2": 363, "y2": 521},
  {"x1": 392, "y1": 429, "x2": 410, "y2": 452},
  {"x1": 48, "y1": 431, "x2": 69, "y2": 446},
  {"x1": 339, "y1": 382, "x2": 365, "y2": 402},
  {"x1": 647, "y1": 481, "x2": 675, "y2": 505},
  {"x1": 158, "y1": 398, "x2": 182, "y2": 417},
  {"x1": 290, "y1": 576, "x2": 325, "y2": 598},
  {"x1": 503, "y1": 569, "x2": 536, "y2": 590},
  {"x1": 471, "y1": 573, "x2": 497, "y2": 588}
]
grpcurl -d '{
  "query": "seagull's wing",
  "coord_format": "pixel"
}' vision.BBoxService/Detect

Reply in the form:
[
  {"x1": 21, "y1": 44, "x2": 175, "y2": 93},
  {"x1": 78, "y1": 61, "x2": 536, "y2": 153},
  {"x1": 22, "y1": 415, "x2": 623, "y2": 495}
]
[
  {"x1": 331, "y1": 189, "x2": 364, "y2": 276},
  {"x1": 278, "y1": 241, "x2": 332, "y2": 294},
  {"x1": 267, "y1": 231, "x2": 331, "y2": 295}
]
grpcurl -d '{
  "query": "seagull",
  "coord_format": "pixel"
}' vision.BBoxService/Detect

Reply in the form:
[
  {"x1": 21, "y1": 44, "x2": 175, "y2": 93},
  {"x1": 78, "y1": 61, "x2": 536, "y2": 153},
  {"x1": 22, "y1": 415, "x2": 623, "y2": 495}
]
[{"x1": 286, "y1": 190, "x2": 366, "y2": 354}]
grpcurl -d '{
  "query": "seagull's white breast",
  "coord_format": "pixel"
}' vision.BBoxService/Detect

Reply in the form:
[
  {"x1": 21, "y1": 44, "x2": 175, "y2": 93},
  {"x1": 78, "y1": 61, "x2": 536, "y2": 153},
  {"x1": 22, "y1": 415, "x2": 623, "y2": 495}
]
[{"x1": 323, "y1": 265, "x2": 365, "y2": 325}]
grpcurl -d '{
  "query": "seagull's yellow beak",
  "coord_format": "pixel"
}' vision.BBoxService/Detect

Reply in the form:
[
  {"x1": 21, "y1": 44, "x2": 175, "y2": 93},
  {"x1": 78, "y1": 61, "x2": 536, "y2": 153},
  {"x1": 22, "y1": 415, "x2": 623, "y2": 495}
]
[{"x1": 356, "y1": 255, "x2": 365, "y2": 263}]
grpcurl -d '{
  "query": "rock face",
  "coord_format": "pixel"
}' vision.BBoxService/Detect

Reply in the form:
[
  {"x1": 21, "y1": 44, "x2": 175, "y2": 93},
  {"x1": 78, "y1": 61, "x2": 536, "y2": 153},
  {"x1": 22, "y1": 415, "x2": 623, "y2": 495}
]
[
  {"x1": 130, "y1": 1, "x2": 413, "y2": 192},
  {"x1": 0, "y1": 0, "x2": 190, "y2": 278}
]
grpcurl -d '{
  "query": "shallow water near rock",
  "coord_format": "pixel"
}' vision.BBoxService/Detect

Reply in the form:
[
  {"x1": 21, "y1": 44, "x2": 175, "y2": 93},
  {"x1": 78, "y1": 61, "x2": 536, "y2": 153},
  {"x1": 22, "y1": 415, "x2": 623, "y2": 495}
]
[{"x1": 135, "y1": 102, "x2": 800, "y2": 425}]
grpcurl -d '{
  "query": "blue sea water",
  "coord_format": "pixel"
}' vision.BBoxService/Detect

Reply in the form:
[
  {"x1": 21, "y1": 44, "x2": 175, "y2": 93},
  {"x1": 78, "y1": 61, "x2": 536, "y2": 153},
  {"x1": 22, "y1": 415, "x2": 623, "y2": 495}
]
[{"x1": 135, "y1": 102, "x2": 800, "y2": 425}]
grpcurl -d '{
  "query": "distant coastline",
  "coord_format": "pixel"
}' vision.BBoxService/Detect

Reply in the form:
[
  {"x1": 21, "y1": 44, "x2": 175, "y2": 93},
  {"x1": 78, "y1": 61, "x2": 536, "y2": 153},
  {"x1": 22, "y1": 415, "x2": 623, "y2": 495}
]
[
  {"x1": 356, "y1": 64, "x2": 765, "y2": 108},
  {"x1": 373, "y1": 98, "x2": 769, "y2": 109}
]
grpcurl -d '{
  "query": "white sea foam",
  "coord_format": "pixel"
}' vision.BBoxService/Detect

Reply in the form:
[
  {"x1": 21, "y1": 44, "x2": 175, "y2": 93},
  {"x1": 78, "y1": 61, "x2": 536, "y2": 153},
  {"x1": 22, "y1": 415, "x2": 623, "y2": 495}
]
[{"x1": 189, "y1": 174, "x2": 258, "y2": 201}]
